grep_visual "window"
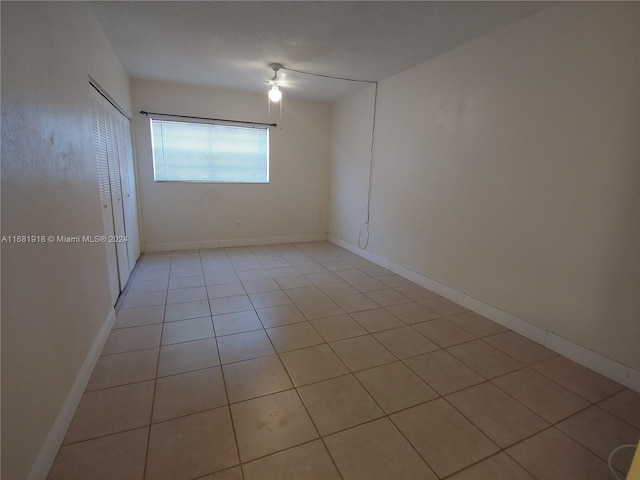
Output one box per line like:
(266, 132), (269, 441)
(151, 119), (269, 183)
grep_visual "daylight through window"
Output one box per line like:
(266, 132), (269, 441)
(151, 119), (269, 183)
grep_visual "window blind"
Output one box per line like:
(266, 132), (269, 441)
(151, 119), (269, 183)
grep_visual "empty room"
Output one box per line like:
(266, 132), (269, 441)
(2, 1), (639, 479)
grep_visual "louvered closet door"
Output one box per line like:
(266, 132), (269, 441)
(118, 115), (140, 273)
(104, 100), (131, 288)
(90, 87), (120, 305)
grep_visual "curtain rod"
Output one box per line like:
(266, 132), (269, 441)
(139, 110), (277, 128)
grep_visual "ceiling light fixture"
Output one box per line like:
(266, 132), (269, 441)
(268, 63), (283, 102)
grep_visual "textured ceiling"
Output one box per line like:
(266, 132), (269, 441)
(90, 1), (552, 102)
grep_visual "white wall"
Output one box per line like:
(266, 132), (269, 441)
(330, 2), (640, 371)
(1, 3), (131, 478)
(131, 79), (331, 251)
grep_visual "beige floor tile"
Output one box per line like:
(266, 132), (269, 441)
(284, 255), (316, 266)
(267, 266), (301, 278)
(418, 296), (467, 316)
(128, 278), (168, 294)
(241, 278), (281, 294)
(332, 293), (380, 313)
(296, 263), (330, 274)
(598, 389), (640, 429)
(146, 407), (238, 480)
(266, 322), (325, 352)
(447, 340), (523, 378)
(261, 258), (292, 269)
(350, 258), (378, 269)
(280, 344), (349, 386)
(213, 310), (262, 336)
(446, 382), (548, 448)
(166, 286), (208, 304)
(161, 317), (214, 345)
(114, 305), (165, 329)
(394, 284), (439, 301)
(243, 440), (340, 480)
(157, 338), (219, 377)
(448, 452), (535, 480)
(351, 308), (405, 333)
(209, 295), (253, 315)
(557, 406), (639, 473)
(138, 255), (171, 267)
(364, 289), (412, 307)
(235, 270), (271, 284)
(206, 271), (241, 285)
(217, 330), (276, 364)
(298, 375), (384, 435)
(385, 302), (439, 324)
(377, 273), (413, 288)
(134, 269), (169, 283)
(199, 466), (243, 480)
(404, 350), (484, 395)
(317, 281), (359, 298)
(311, 314), (368, 342)
(391, 399), (498, 478)
(248, 291), (291, 309)
(359, 265), (392, 277)
(373, 326), (439, 359)
(164, 300), (211, 322)
(87, 348), (158, 391)
(232, 261), (264, 272)
(49, 428), (148, 480)
(169, 275), (205, 290)
(447, 311), (506, 337)
(230, 389), (318, 462)
(64, 381), (154, 444)
(483, 331), (557, 365)
(276, 275), (314, 289)
(347, 277), (387, 293)
(223, 355), (293, 403)
(295, 297), (345, 320)
(121, 291), (167, 309)
(506, 428), (611, 480)
(492, 368), (589, 423)
(204, 262), (237, 273)
(102, 324), (162, 355)
(318, 260), (353, 272)
(284, 286), (328, 303)
(325, 418), (437, 480)
(335, 268), (370, 282)
(207, 283), (246, 299)
(412, 319), (475, 347)
(257, 304), (307, 328)
(330, 335), (396, 372)
(306, 272), (342, 285)
(355, 362), (438, 414)
(204, 268), (242, 287)
(170, 265), (203, 278)
(152, 367), (227, 423)
(533, 356), (625, 403)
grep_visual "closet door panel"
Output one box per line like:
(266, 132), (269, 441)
(90, 89), (119, 305)
(118, 117), (141, 272)
(104, 102), (130, 288)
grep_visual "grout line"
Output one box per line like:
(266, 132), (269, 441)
(216, 247), (248, 480)
(141, 262), (168, 480)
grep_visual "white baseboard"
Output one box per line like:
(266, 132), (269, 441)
(28, 308), (117, 480)
(144, 233), (328, 252)
(329, 235), (640, 392)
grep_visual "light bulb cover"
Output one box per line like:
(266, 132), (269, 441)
(268, 84), (282, 102)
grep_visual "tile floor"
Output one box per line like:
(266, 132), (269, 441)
(48, 242), (640, 480)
